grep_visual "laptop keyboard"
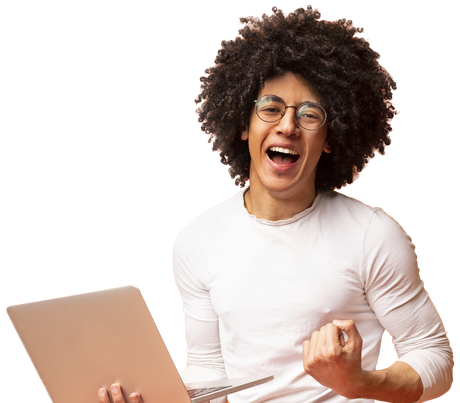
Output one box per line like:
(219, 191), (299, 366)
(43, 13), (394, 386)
(187, 385), (231, 398)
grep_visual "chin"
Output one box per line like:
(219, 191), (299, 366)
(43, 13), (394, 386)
(263, 178), (312, 197)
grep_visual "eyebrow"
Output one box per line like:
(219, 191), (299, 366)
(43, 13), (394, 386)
(258, 94), (322, 107)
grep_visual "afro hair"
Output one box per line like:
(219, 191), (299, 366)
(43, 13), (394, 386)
(196, 6), (397, 190)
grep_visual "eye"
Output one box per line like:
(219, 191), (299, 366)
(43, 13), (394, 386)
(256, 95), (285, 121)
(299, 112), (320, 119)
(260, 106), (282, 114)
(297, 103), (324, 121)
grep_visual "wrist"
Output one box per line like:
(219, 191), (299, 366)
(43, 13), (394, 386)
(336, 370), (371, 400)
(349, 364), (423, 403)
(351, 370), (380, 399)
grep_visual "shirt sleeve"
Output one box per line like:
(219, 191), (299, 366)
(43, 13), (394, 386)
(173, 228), (228, 403)
(363, 209), (453, 402)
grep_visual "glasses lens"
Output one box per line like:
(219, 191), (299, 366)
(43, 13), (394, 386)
(297, 103), (326, 130)
(256, 95), (285, 123)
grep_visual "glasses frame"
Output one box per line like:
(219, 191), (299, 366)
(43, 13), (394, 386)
(254, 94), (327, 131)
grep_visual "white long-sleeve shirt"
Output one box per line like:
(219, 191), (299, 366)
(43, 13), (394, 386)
(173, 190), (453, 402)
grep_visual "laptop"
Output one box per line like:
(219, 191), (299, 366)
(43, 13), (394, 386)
(7, 286), (273, 403)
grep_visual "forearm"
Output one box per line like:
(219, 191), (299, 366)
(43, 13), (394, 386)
(355, 361), (423, 403)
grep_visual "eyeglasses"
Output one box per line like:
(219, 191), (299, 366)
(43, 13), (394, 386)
(254, 94), (327, 131)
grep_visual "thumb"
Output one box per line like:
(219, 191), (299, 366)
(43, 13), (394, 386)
(332, 319), (362, 350)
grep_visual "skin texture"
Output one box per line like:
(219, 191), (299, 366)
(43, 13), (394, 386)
(242, 73), (331, 221)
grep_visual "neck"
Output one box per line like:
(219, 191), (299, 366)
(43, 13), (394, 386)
(243, 185), (317, 221)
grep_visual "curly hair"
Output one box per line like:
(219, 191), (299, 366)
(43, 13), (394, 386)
(196, 6), (397, 190)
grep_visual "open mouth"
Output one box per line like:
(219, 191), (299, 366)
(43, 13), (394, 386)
(267, 146), (300, 165)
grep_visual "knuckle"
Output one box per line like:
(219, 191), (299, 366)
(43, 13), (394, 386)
(310, 350), (324, 366)
(303, 357), (315, 373)
(346, 319), (355, 328)
(313, 349), (322, 360)
(327, 350), (342, 363)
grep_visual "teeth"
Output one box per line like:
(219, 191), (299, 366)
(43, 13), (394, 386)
(269, 146), (299, 155)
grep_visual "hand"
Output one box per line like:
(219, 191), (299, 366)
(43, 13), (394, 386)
(98, 383), (142, 403)
(302, 319), (365, 399)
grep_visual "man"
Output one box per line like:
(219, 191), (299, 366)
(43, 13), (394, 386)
(99, 6), (453, 403)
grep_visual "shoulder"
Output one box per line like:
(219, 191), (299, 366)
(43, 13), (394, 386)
(321, 190), (374, 210)
(318, 191), (380, 229)
(318, 191), (411, 249)
(321, 193), (418, 291)
(364, 207), (415, 262)
(174, 190), (245, 252)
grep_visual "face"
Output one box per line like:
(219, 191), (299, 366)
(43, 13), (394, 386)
(241, 72), (331, 201)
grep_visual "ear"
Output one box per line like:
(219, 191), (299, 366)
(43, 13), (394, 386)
(241, 127), (249, 141)
(323, 141), (332, 154)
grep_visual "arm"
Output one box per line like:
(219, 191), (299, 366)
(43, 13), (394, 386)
(180, 314), (227, 383)
(364, 210), (453, 401)
(303, 210), (453, 402)
(173, 227), (228, 403)
(180, 315), (227, 403)
(360, 361), (423, 402)
(303, 320), (423, 403)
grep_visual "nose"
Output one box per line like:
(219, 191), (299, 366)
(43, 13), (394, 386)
(276, 106), (300, 137)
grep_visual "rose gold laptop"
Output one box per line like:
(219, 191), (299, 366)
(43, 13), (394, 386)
(7, 286), (273, 403)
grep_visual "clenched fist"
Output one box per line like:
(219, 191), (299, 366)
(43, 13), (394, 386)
(303, 319), (366, 399)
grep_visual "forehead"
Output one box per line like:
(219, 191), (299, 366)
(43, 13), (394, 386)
(259, 72), (320, 103)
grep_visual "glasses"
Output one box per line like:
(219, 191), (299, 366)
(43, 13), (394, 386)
(254, 94), (327, 131)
